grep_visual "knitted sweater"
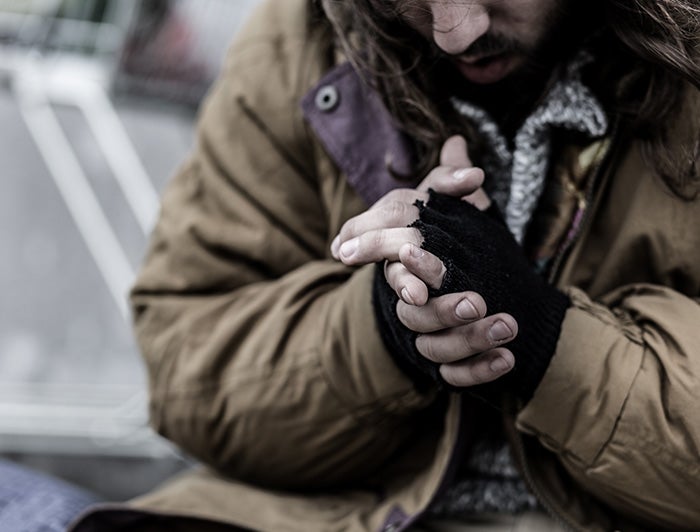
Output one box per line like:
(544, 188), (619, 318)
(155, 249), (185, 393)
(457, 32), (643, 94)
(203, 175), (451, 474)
(377, 52), (608, 518)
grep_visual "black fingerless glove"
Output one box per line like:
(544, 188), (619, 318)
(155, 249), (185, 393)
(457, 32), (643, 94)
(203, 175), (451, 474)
(373, 190), (570, 402)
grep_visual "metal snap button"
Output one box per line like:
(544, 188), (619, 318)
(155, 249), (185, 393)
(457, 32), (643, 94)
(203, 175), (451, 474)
(315, 85), (339, 112)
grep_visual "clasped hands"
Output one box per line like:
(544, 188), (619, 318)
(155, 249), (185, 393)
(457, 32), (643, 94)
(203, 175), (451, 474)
(331, 136), (517, 388)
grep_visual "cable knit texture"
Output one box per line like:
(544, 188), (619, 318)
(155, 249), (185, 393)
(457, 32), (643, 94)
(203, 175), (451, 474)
(452, 51), (608, 243)
(373, 191), (570, 401)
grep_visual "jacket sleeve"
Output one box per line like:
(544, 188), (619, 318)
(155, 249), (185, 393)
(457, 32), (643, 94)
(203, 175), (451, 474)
(517, 284), (700, 528)
(130, 1), (434, 490)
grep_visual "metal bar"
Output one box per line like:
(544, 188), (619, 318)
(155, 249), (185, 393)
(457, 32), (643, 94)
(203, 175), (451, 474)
(71, 82), (160, 235)
(15, 64), (134, 321)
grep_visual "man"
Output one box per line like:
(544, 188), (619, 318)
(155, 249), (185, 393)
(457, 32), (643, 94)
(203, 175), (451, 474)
(72, 0), (699, 530)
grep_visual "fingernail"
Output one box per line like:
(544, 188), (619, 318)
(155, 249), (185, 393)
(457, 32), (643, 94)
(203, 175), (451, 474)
(453, 168), (472, 180)
(455, 298), (477, 319)
(401, 287), (415, 305)
(330, 235), (340, 257)
(409, 244), (424, 258)
(339, 238), (358, 259)
(490, 356), (512, 373)
(489, 321), (513, 342)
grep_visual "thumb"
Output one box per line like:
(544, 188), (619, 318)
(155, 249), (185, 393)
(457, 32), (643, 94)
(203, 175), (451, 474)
(440, 135), (472, 168)
(440, 135), (492, 211)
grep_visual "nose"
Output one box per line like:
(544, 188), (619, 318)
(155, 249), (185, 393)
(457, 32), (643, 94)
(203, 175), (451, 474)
(431, 2), (490, 56)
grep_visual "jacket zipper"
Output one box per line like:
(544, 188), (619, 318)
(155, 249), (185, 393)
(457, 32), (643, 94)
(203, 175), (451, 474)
(547, 122), (620, 285)
(511, 422), (584, 532)
(403, 122), (625, 532)
(512, 119), (625, 532)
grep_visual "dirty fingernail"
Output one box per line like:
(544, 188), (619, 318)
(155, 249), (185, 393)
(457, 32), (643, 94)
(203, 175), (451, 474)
(409, 244), (424, 258)
(339, 238), (358, 259)
(455, 298), (477, 319)
(490, 356), (512, 373)
(489, 321), (513, 342)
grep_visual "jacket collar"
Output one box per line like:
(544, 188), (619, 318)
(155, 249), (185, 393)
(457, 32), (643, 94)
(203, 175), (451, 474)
(301, 62), (417, 206)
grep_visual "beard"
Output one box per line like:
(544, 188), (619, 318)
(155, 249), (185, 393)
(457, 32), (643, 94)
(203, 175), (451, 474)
(434, 1), (598, 139)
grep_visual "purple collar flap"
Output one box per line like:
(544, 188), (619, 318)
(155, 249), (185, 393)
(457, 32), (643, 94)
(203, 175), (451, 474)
(301, 62), (416, 206)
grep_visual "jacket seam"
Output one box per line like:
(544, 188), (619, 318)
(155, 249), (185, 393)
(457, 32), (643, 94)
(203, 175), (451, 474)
(150, 358), (321, 401)
(588, 346), (645, 467)
(151, 351), (421, 416)
(197, 122), (320, 261)
(236, 95), (313, 181)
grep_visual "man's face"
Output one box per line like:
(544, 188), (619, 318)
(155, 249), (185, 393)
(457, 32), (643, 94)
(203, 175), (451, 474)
(394, 0), (569, 85)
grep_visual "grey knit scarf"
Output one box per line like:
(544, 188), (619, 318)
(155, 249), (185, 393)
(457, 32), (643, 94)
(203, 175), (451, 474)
(427, 51), (608, 519)
(452, 52), (608, 243)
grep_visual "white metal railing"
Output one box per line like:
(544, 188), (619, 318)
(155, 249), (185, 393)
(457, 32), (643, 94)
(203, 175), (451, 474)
(0, 0), (163, 458)
(0, 0), (261, 459)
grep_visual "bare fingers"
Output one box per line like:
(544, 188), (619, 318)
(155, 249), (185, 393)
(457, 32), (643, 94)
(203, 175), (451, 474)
(417, 165), (485, 197)
(331, 189), (424, 259)
(383, 244), (446, 306)
(439, 348), (515, 387)
(397, 243), (445, 289)
(414, 313), (518, 363)
(396, 291), (488, 333)
(424, 135), (490, 210)
(385, 262), (430, 306)
(336, 227), (423, 265)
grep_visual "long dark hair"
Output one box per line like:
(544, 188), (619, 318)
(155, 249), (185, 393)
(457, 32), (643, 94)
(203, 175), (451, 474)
(319, 0), (700, 198)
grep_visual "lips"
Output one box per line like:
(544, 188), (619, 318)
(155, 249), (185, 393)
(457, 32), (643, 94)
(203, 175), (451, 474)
(453, 52), (518, 85)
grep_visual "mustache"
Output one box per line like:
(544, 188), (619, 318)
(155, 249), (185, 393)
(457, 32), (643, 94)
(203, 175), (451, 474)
(444, 32), (526, 59)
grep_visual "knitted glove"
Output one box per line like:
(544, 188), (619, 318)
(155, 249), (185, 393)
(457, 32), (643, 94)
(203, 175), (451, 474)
(373, 190), (570, 401)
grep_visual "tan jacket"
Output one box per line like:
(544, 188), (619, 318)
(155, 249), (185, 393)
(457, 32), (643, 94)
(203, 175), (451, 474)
(73, 0), (700, 530)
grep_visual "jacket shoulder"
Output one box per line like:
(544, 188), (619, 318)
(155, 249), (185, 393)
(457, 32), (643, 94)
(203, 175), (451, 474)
(196, 0), (331, 182)
(223, 0), (330, 103)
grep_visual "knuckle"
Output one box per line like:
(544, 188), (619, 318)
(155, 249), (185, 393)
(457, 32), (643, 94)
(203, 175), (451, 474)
(425, 166), (446, 183)
(418, 337), (443, 364)
(341, 219), (357, 239)
(435, 296), (458, 325)
(369, 229), (385, 249)
(389, 188), (414, 204)
(385, 200), (409, 224)
(458, 331), (477, 355)
(337, 220), (352, 241)
(430, 302), (445, 326)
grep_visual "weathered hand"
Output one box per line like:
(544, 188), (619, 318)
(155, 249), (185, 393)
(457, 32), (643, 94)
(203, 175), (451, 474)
(381, 191), (570, 398)
(336, 136), (517, 388)
(331, 136), (489, 268)
(382, 135), (496, 305)
(389, 245), (517, 386)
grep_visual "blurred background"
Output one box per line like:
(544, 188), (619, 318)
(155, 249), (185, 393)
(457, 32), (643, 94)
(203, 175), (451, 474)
(0, 0), (260, 500)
